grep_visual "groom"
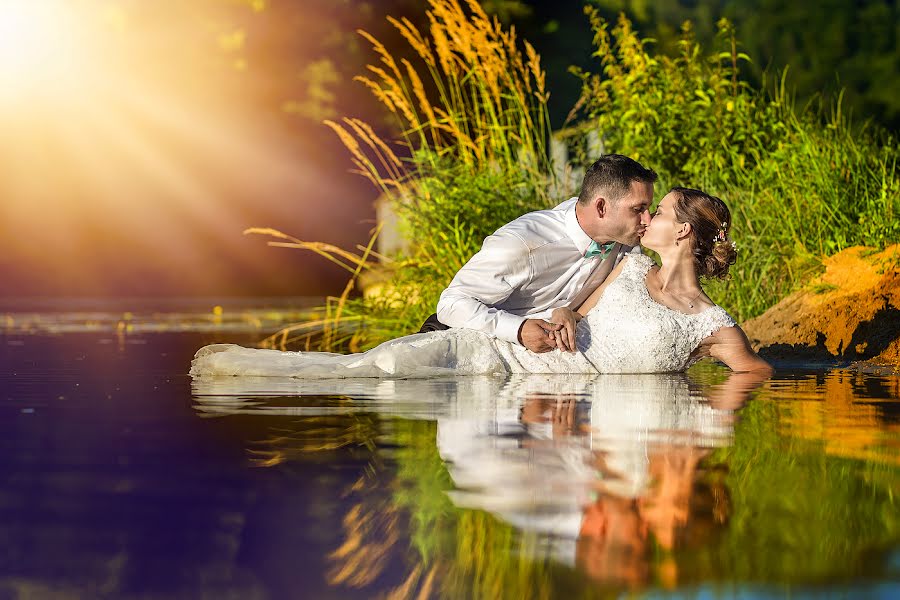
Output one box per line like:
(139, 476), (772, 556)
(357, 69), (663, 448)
(422, 154), (657, 353)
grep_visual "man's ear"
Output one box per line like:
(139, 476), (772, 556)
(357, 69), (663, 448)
(595, 197), (607, 218)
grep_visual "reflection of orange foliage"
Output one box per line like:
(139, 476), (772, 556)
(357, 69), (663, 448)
(577, 446), (728, 590)
(777, 371), (900, 464)
(247, 418), (379, 467)
(328, 485), (401, 588)
(383, 563), (438, 600)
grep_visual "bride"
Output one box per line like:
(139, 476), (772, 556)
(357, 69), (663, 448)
(191, 188), (772, 378)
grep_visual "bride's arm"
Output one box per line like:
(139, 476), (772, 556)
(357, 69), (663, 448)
(705, 326), (774, 374)
(704, 370), (771, 411)
(573, 259), (629, 316)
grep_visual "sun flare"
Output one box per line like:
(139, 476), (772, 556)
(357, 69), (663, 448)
(0, 0), (88, 95)
(0, 0), (329, 295)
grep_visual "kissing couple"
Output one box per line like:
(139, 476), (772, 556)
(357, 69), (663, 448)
(191, 154), (772, 378)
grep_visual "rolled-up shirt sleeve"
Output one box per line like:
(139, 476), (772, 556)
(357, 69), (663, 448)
(436, 232), (531, 345)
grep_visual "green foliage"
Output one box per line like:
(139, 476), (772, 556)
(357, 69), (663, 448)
(571, 11), (900, 319)
(692, 397), (900, 581)
(394, 152), (550, 300)
(404, 153), (547, 254)
(340, 159), (550, 350)
(587, 0), (900, 131)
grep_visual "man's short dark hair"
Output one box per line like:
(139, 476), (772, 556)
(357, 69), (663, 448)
(577, 154), (658, 205)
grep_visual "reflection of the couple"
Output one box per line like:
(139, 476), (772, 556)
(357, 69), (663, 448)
(191, 370), (767, 589)
(435, 373), (764, 588)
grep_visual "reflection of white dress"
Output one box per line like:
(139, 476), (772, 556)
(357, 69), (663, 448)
(190, 372), (738, 567)
(190, 255), (736, 378)
(436, 373), (735, 556)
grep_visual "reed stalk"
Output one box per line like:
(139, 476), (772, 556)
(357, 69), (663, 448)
(256, 0), (555, 350)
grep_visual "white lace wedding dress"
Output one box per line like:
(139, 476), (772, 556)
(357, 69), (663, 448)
(190, 255), (737, 378)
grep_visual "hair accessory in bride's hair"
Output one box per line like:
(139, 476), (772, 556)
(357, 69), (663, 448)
(712, 221), (729, 244)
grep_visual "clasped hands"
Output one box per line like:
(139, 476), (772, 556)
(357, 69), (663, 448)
(517, 307), (582, 353)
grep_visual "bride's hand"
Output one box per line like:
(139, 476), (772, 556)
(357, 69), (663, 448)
(549, 307), (580, 353)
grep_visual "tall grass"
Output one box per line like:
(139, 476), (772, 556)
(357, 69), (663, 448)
(244, 225), (384, 351)
(254, 0), (556, 350)
(571, 11), (900, 320)
(327, 0), (553, 186)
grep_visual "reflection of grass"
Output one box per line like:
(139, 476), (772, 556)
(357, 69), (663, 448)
(690, 396), (900, 581)
(380, 386), (900, 593)
(328, 479), (404, 590)
(247, 413), (381, 468)
(245, 374), (900, 593)
(387, 420), (569, 599)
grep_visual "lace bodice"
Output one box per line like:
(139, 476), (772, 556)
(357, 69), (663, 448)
(190, 255), (736, 378)
(487, 254), (735, 374)
(582, 254), (736, 372)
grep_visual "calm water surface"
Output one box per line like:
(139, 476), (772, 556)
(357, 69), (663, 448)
(1, 316), (899, 598)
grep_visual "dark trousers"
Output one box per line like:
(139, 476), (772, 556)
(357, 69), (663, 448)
(418, 313), (450, 333)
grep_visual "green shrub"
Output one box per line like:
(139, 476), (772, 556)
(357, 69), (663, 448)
(342, 158), (550, 350)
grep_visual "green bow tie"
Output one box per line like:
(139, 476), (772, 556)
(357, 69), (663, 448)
(585, 241), (616, 259)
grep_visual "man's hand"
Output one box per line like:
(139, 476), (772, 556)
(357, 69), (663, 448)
(549, 307), (580, 353)
(518, 318), (561, 353)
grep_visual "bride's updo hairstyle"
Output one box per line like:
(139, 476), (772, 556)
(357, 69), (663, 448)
(670, 187), (737, 280)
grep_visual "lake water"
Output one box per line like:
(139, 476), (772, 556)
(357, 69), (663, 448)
(1, 303), (899, 598)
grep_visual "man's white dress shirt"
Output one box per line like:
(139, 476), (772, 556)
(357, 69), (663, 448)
(436, 198), (639, 345)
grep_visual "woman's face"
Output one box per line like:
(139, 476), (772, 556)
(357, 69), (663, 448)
(640, 192), (683, 252)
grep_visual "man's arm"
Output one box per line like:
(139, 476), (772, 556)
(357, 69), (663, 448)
(437, 232), (535, 345)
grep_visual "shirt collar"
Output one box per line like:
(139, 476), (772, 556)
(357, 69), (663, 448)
(564, 200), (598, 257)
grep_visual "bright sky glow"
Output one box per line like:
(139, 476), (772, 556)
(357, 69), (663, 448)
(0, 0), (329, 295)
(0, 0), (378, 300)
(0, 0), (84, 95)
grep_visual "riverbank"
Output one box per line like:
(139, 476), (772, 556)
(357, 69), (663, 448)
(0, 297), (321, 335)
(743, 245), (900, 370)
